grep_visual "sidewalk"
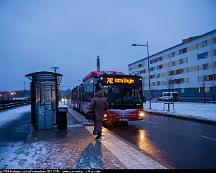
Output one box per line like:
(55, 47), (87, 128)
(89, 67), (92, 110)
(143, 101), (216, 124)
(0, 105), (165, 169)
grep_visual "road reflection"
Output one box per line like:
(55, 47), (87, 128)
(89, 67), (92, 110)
(137, 129), (160, 157)
(105, 120), (169, 165)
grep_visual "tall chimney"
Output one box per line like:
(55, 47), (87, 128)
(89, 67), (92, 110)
(97, 55), (100, 71)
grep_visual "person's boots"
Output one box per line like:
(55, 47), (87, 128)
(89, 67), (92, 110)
(96, 131), (102, 140)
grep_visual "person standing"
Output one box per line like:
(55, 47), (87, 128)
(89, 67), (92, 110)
(90, 89), (109, 140)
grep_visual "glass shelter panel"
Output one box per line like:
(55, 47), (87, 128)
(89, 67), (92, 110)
(26, 71), (62, 130)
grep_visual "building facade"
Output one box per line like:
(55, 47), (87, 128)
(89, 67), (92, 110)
(128, 29), (216, 102)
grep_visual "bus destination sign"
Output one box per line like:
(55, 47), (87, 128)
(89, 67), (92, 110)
(105, 77), (135, 85)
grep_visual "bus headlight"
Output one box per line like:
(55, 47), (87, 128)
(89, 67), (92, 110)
(138, 111), (144, 118)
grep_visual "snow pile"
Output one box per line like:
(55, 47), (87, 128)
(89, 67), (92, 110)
(0, 105), (30, 127)
(143, 101), (216, 122)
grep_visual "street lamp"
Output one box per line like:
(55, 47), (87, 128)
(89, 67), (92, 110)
(132, 42), (152, 109)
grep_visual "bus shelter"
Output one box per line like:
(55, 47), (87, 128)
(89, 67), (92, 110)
(26, 71), (62, 129)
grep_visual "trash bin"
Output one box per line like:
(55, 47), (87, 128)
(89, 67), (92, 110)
(57, 107), (68, 130)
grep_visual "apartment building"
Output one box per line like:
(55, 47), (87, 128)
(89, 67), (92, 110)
(128, 29), (216, 102)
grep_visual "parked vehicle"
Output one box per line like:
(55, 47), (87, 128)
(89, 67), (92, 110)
(158, 92), (179, 101)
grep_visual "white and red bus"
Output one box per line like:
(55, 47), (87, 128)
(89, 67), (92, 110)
(71, 71), (144, 124)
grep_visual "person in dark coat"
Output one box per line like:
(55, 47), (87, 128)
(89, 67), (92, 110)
(90, 90), (109, 140)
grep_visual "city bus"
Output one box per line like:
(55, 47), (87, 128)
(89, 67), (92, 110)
(71, 71), (144, 125)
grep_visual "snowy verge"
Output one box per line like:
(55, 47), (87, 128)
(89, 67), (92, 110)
(143, 101), (216, 123)
(0, 105), (31, 127)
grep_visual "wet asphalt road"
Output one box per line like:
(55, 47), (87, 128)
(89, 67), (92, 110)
(107, 112), (216, 169)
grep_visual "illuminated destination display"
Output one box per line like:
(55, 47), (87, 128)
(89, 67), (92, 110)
(106, 77), (135, 84)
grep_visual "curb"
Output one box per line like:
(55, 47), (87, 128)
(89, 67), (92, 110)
(144, 110), (216, 126)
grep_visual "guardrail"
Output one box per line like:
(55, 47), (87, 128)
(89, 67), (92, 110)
(0, 100), (30, 111)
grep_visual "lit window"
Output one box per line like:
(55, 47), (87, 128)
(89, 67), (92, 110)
(175, 79), (181, 84)
(208, 74), (214, 81)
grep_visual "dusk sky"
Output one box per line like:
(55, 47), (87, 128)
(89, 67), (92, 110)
(0, 0), (216, 91)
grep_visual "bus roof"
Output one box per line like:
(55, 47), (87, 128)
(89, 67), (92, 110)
(83, 71), (124, 82)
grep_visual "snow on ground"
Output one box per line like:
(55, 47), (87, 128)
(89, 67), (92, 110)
(143, 101), (216, 122)
(0, 142), (52, 169)
(0, 105), (30, 127)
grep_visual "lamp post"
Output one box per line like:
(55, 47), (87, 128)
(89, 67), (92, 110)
(132, 42), (152, 109)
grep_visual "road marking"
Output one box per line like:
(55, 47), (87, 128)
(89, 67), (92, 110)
(142, 120), (158, 125)
(199, 135), (216, 142)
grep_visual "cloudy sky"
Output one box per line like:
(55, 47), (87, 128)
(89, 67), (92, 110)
(0, 0), (216, 91)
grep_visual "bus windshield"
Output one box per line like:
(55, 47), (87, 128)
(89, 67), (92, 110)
(103, 85), (142, 109)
